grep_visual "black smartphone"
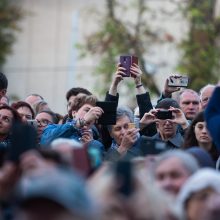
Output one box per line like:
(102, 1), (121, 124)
(115, 160), (133, 196)
(155, 110), (172, 120)
(140, 137), (167, 156)
(168, 76), (189, 87)
(120, 55), (138, 77)
(96, 101), (117, 125)
(8, 123), (37, 162)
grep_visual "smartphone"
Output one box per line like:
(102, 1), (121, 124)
(128, 123), (135, 129)
(8, 123), (37, 162)
(120, 55), (138, 77)
(140, 138), (167, 156)
(115, 160), (133, 196)
(155, 110), (172, 120)
(96, 101), (117, 125)
(168, 76), (189, 87)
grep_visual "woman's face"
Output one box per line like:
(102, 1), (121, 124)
(17, 106), (33, 122)
(194, 121), (212, 149)
(186, 187), (216, 220)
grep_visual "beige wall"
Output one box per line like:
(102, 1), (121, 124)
(4, 0), (104, 114)
(4, 0), (200, 113)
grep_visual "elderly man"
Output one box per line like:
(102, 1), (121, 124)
(153, 150), (199, 197)
(140, 98), (189, 149)
(199, 84), (215, 110)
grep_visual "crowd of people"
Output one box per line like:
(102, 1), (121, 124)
(0, 61), (220, 220)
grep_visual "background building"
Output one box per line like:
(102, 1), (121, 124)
(4, 0), (218, 114)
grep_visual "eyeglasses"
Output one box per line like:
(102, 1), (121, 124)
(36, 119), (53, 127)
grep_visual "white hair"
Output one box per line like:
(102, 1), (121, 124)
(199, 84), (216, 100)
(50, 138), (82, 149)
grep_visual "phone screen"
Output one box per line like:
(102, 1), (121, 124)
(168, 76), (189, 87)
(119, 55), (138, 77)
(8, 123), (37, 162)
(120, 56), (131, 77)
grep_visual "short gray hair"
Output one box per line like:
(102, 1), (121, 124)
(108, 106), (134, 132)
(153, 150), (199, 175)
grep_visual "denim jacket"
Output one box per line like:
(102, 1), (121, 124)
(40, 120), (104, 153)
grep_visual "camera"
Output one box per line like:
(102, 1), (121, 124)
(155, 110), (172, 120)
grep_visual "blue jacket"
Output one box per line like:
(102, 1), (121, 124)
(205, 86), (220, 151)
(40, 121), (105, 152)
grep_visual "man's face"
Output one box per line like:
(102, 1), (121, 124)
(179, 92), (200, 120)
(156, 117), (177, 140)
(200, 87), (215, 110)
(155, 157), (190, 196)
(0, 109), (13, 136)
(110, 116), (131, 146)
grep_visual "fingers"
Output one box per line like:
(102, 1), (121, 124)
(130, 64), (142, 78)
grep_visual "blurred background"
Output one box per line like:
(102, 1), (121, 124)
(1, 0), (220, 114)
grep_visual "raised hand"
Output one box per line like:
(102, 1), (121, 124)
(130, 63), (142, 85)
(80, 129), (93, 144)
(169, 106), (189, 129)
(83, 106), (104, 127)
(140, 109), (159, 128)
(163, 75), (181, 97)
(109, 64), (125, 96)
(117, 128), (139, 155)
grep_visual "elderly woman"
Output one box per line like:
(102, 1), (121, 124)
(182, 111), (219, 161)
(177, 168), (220, 220)
(105, 106), (140, 162)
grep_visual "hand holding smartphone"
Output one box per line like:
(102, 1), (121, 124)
(155, 110), (173, 120)
(167, 75), (189, 87)
(120, 55), (138, 77)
